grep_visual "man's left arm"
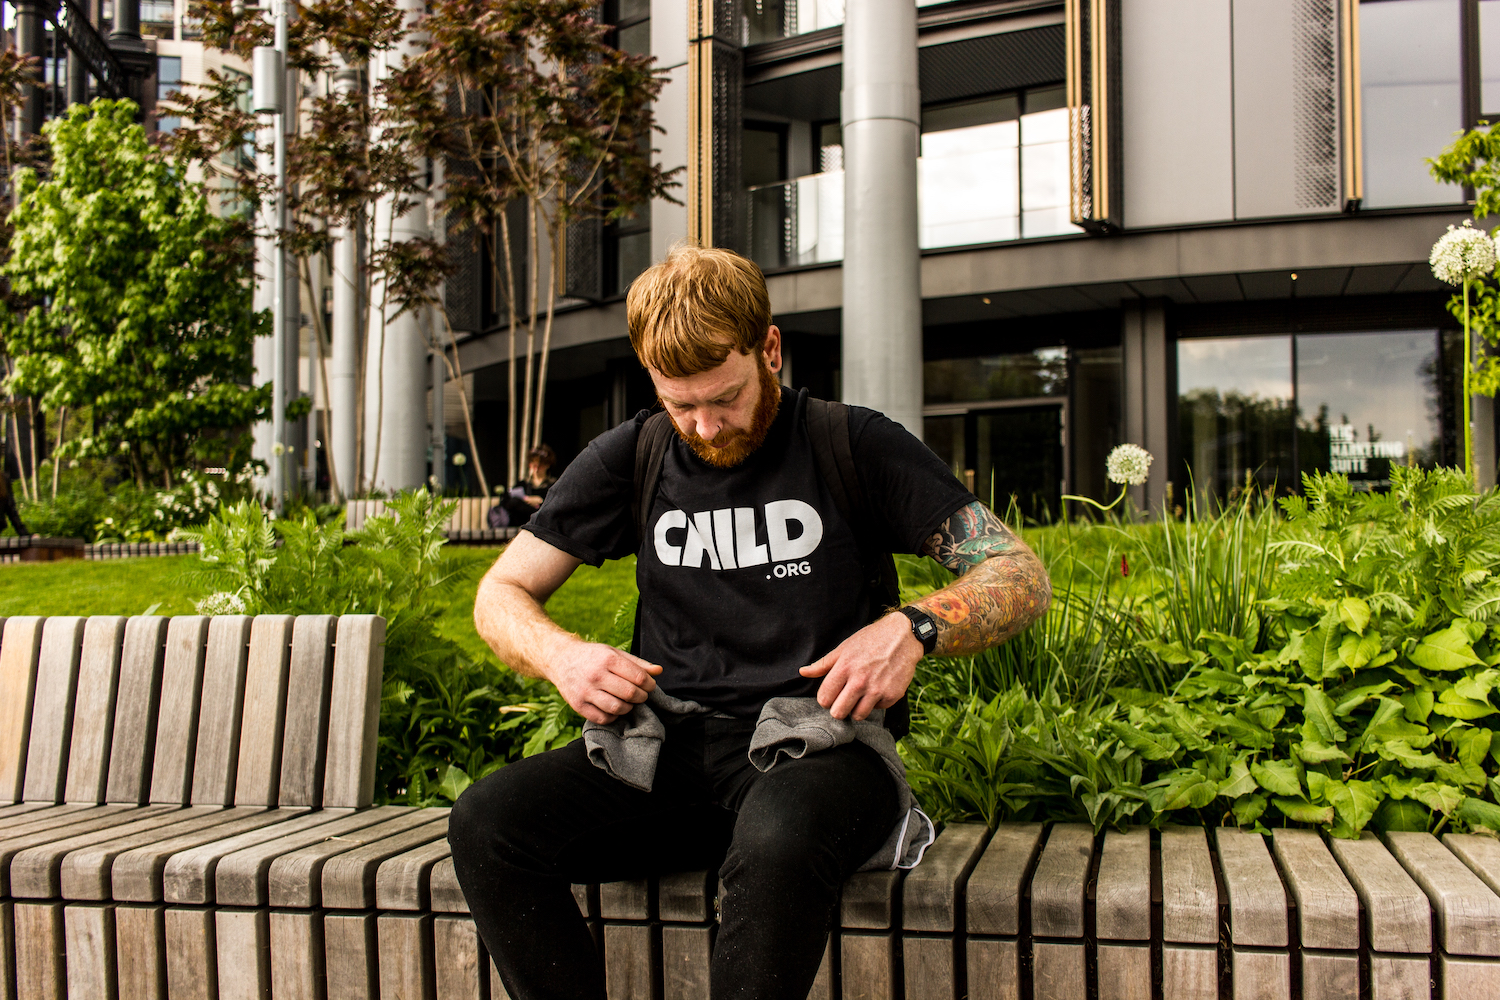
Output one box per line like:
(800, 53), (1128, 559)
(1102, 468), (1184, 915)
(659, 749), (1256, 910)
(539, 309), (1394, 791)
(800, 500), (1052, 720)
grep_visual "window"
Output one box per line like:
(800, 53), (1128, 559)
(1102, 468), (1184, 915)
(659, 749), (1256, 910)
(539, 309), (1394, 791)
(1177, 330), (1451, 507)
(918, 86), (1081, 249)
(142, 0), (174, 38)
(742, 0), (971, 44)
(157, 56), (182, 134)
(603, 0), (651, 294)
(1359, 0), (1464, 208)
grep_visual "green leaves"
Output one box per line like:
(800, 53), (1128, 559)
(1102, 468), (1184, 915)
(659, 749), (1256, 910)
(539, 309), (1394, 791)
(1410, 626), (1487, 672)
(1252, 760), (1303, 797)
(2, 99), (268, 485)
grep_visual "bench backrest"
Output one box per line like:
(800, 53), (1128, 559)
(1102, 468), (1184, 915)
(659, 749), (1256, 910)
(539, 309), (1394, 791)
(0, 614), (385, 811)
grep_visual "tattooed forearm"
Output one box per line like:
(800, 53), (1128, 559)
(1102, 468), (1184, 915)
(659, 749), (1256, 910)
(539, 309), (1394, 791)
(913, 501), (1051, 656)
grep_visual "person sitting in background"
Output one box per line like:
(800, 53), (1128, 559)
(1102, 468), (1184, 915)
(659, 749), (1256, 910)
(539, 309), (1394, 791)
(489, 444), (558, 528)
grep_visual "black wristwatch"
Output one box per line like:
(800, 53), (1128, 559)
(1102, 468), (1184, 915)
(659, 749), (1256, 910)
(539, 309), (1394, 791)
(898, 606), (939, 655)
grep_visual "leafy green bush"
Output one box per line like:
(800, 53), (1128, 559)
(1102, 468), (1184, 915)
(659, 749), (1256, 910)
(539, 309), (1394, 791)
(904, 466), (1500, 839)
(17, 465), (256, 541)
(184, 490), (581, 805)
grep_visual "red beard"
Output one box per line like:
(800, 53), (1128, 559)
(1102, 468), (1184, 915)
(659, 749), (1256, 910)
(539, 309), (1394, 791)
(669, 363), (783, 469)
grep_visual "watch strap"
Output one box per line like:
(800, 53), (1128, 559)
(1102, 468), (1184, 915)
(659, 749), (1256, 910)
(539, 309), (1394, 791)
(898, 606), (939, 655)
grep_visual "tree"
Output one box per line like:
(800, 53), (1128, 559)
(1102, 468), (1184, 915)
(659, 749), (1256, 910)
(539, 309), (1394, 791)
(2, 100), (270, 487)
(386, 0), (676, 487)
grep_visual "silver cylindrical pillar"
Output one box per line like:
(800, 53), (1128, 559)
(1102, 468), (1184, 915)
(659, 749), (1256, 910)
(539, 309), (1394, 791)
(840, 0), (922, 436)
(363, 0), (430, 492)
(251, 117), (277, 494)
(329, 55), (361, 498)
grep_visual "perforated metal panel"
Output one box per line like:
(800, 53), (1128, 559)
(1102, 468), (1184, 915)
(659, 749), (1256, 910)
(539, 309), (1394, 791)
(1232, 0), (1341, 218)
(1294, 0), (1339, 210)
(711, 42), (743, 252)
(563, 217), (603, 301)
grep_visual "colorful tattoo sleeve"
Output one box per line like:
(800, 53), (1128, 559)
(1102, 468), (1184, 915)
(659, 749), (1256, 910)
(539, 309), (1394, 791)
(914, 501), (1052, 656)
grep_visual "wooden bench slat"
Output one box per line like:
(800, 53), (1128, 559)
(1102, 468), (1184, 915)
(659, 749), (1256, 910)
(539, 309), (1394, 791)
(161, 805), (357, 905)
(324, 911), (381, 998)
(599, 879), (651, 921)
(189, 617), (253, 806)
(105, 617), (168, 806)
(262, 810), (437, 909)
(162, 905), (216, 999)
(267, 909), (323, 1000)
(61, 617), (127, 805)
(1270, 828), (1359, 951)
(661, 923), (712, 1000)
(147, 617), (209, 806)
(214, 907), (270, 1000)
(1214, 828), (1287, 948)
(93, 807), (315, 902)
(0, 802), (53, 825)
(1232, 948), (1290, 1000)
(1095, 826), (1150, 941)
(658, 870), (715, 923)
(903, 934), (957, 1000)
(965, 821), (1044, 937)
(379, 912), (437, 1000)
(12, 900), (65, 1000)
(430, 856), (469, 914)
(1444, 832), (1500, 900)
(1032, 939), (1087, 998)
(0, 805), (185, 894)
(1326, 831), (1430, 954)
(0, 618), (45, 804)
(21, 618), (86, 804)
(231, 615), (294, 808)
(1097, 942), (1150, 1000)
(1160, 824), (1218, 945)
(278, 615), (337, 809)
(1301, 949), (1358, 1000)
(1384, 831), (1500, 957)
(841, 869), (903, 930)
(218, 805), (423, 907)
(432, 917), (483, 1000)
(376, 836), (452, 911)
(8, 805), (232, 898)
(1162, 944), (1217, 1000)
(901, 821), (988, 933)
(323, 615), (385, 809)
(0, 803), (116, 837)
(1030, 822), (1094, 940)
(61, 903), (115, 1000)
(319, 814), (451, 910)
(112, 904), (166, 1000)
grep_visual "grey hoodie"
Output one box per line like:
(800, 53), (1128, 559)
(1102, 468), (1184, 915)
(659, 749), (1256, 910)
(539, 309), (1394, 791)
(583, 690), (935, 872)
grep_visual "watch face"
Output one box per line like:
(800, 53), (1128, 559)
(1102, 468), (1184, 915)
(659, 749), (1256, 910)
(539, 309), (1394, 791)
(916, 620), (934, 638)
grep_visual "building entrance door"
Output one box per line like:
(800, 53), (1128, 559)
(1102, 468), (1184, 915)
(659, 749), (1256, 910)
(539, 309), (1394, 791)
(923, 398), (1067, 522)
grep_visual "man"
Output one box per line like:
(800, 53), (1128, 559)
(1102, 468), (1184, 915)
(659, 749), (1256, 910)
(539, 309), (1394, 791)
(451, 245), (1051, 1000)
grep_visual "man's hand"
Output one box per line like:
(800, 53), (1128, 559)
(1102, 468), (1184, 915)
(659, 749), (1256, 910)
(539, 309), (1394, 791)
(547, 641), (663, 725)
(799, 612), (921, 721)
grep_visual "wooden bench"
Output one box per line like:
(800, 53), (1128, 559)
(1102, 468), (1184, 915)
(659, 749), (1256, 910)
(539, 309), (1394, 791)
(344, 498), (519, 544)
(0, 613), (396, 1000)
(373, 818), (1498, 1000)
(5, 611), (1500, 999)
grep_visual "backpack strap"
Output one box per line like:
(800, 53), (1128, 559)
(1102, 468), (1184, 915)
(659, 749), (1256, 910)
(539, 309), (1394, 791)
(805, 398), (909, 738)
(805, 399), (901, 610)
(632, 410), (674, 545)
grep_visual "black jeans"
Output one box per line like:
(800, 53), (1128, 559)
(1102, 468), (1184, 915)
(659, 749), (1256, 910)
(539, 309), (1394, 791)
(449, 716), (899, 1000)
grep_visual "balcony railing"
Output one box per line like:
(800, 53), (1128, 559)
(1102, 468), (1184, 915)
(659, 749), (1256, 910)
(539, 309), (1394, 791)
(746, 115), (1083, 272)
(743, 0), (951, 45)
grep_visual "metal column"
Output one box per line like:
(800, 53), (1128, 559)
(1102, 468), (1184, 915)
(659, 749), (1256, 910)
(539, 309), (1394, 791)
(329, 52), (361, 498)
(362, 0), (429, 492)
(839, 0), (923, 436)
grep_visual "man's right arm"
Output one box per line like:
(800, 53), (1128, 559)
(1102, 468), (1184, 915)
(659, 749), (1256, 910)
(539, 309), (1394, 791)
(474, 531), (661, 724)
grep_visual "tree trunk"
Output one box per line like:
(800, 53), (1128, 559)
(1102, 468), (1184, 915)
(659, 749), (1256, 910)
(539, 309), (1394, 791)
(300, 254), (343, 502)
(50, 404), (63, 500)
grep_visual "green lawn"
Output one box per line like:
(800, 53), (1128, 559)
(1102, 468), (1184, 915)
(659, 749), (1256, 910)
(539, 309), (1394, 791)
(0, 547), (640, 671)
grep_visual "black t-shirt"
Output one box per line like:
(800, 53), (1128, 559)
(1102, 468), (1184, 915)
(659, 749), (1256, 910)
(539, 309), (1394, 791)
(526, 387), (974, 715)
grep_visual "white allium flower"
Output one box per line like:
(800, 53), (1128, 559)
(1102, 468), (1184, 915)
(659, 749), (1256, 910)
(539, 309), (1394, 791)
(196, 591), (246, 615)
(452, 452), (468, 466)
(1106, 443), (1153, 486)
(1430, 220), (1498, 285)
(272, 442), (285, 457)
